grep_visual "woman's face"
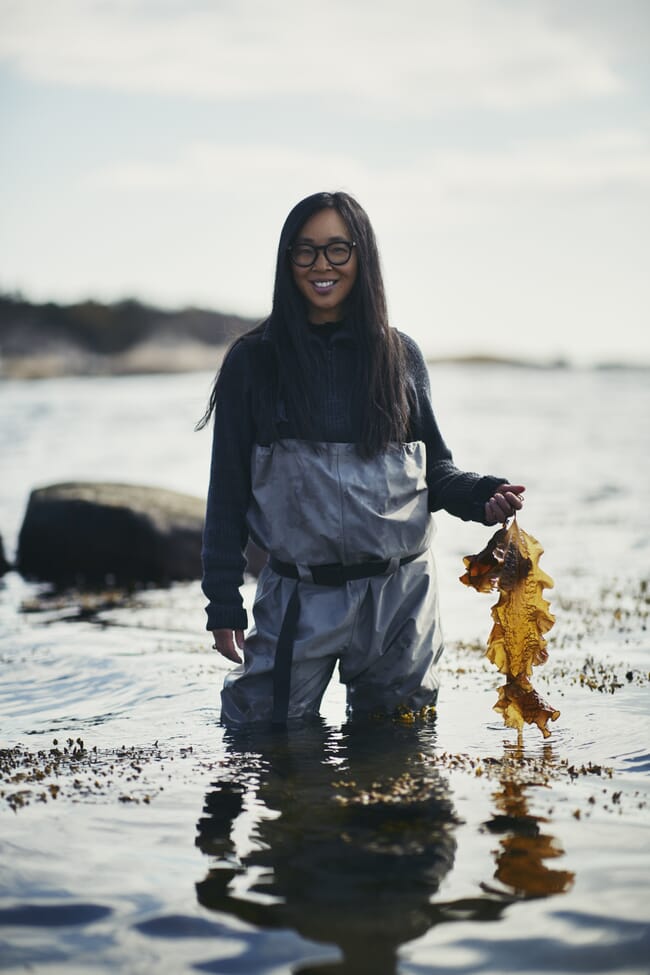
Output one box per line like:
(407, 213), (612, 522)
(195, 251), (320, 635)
(290, 208), (358, 324)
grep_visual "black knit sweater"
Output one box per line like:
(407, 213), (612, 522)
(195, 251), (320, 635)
(201, 322), (505, 632)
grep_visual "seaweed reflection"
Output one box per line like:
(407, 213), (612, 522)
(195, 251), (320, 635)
(481, 743), (575, 901)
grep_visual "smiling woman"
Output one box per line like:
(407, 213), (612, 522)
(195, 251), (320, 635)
(198, 190), (525, 728)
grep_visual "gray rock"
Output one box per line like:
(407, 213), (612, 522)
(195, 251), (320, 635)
(17, 482), (267, 587)
(0, 533), (10, 575)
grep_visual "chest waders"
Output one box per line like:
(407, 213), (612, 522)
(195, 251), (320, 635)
(220, 440), (444, 727)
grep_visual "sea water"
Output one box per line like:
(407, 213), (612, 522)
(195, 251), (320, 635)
(0, 365), (648, 974)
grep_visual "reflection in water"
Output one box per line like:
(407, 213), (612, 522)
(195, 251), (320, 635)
(195, 725), (574, 974)
(196, 719), (457, 974)
(482, 743), (575, 901)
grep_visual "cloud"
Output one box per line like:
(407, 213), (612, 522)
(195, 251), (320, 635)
(89, 143), (368, 192)
(539, 0), (650, 59)
(0, 0), (625, 113)
(89, 129), (650, 202)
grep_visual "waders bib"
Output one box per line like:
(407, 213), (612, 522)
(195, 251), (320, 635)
(221, 439), (443, 726)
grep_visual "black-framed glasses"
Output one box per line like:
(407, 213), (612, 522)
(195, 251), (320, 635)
(288, 240), (356, 267)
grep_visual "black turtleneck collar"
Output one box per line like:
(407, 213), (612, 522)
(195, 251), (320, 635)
(306, 318), (355, 346)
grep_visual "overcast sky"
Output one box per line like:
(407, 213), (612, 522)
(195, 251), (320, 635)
(1, 0), (648, 364)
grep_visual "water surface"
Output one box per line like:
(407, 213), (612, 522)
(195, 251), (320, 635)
(1, 365), (648, 973)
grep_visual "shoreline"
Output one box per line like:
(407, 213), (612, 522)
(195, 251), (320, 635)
(1, 344), (647, 380)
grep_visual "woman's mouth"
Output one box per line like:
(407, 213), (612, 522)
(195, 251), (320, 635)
(311, 280), (336, 294)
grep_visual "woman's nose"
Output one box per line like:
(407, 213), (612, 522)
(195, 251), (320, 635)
(312, 248), (332, 270)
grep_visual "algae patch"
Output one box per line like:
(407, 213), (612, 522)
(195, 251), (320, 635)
(0, 738), (195, 811)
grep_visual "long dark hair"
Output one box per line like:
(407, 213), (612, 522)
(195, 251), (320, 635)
(198, 191), (413, 454)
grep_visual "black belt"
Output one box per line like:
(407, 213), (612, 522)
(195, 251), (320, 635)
(270, 552), (420, 586)
(270, 551), (423, 728)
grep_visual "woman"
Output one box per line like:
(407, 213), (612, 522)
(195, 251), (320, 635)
(199, 191), (524, 727)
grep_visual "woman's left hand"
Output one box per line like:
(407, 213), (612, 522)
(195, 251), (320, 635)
(484, 484), (526, 525)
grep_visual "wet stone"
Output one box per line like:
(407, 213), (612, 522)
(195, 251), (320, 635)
(17, 481), (266, 586)
(0, 533), (10, 576)
(17, 482), (205, 585)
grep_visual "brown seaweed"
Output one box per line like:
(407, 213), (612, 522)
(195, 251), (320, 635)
(460, 517), (559, 738)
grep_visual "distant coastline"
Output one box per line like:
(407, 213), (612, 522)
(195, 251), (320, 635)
(0, 293), (254, 379)
(426, 354), (648, 371)
(426, 354), (570, 370)
(0, 293), (645, 378)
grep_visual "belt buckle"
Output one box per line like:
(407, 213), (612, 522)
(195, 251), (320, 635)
(296, 563), (314, 583)
(383, 556), (400, 575)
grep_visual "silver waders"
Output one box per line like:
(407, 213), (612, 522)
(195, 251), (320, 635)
(221, 440), (444, 726)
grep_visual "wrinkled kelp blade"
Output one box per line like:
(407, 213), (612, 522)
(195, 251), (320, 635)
(460, 518), (559, 737)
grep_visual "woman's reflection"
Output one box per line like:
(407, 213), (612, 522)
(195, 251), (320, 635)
(196, 718), (457, 974)
(195, 727), (574, 974)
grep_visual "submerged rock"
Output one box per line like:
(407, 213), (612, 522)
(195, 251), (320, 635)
(17, 482), (206, 585)
(0, 533), (10, 575)
(17, 482), (267, 586)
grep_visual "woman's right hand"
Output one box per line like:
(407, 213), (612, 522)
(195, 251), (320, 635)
(211, 628), (244, 664)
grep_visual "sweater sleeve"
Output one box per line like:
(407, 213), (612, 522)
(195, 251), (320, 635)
(400, 332), (507, 524)
(201, 339), (256, 632)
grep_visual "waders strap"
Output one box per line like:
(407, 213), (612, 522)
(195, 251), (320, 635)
(271, 582), (300, 728)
